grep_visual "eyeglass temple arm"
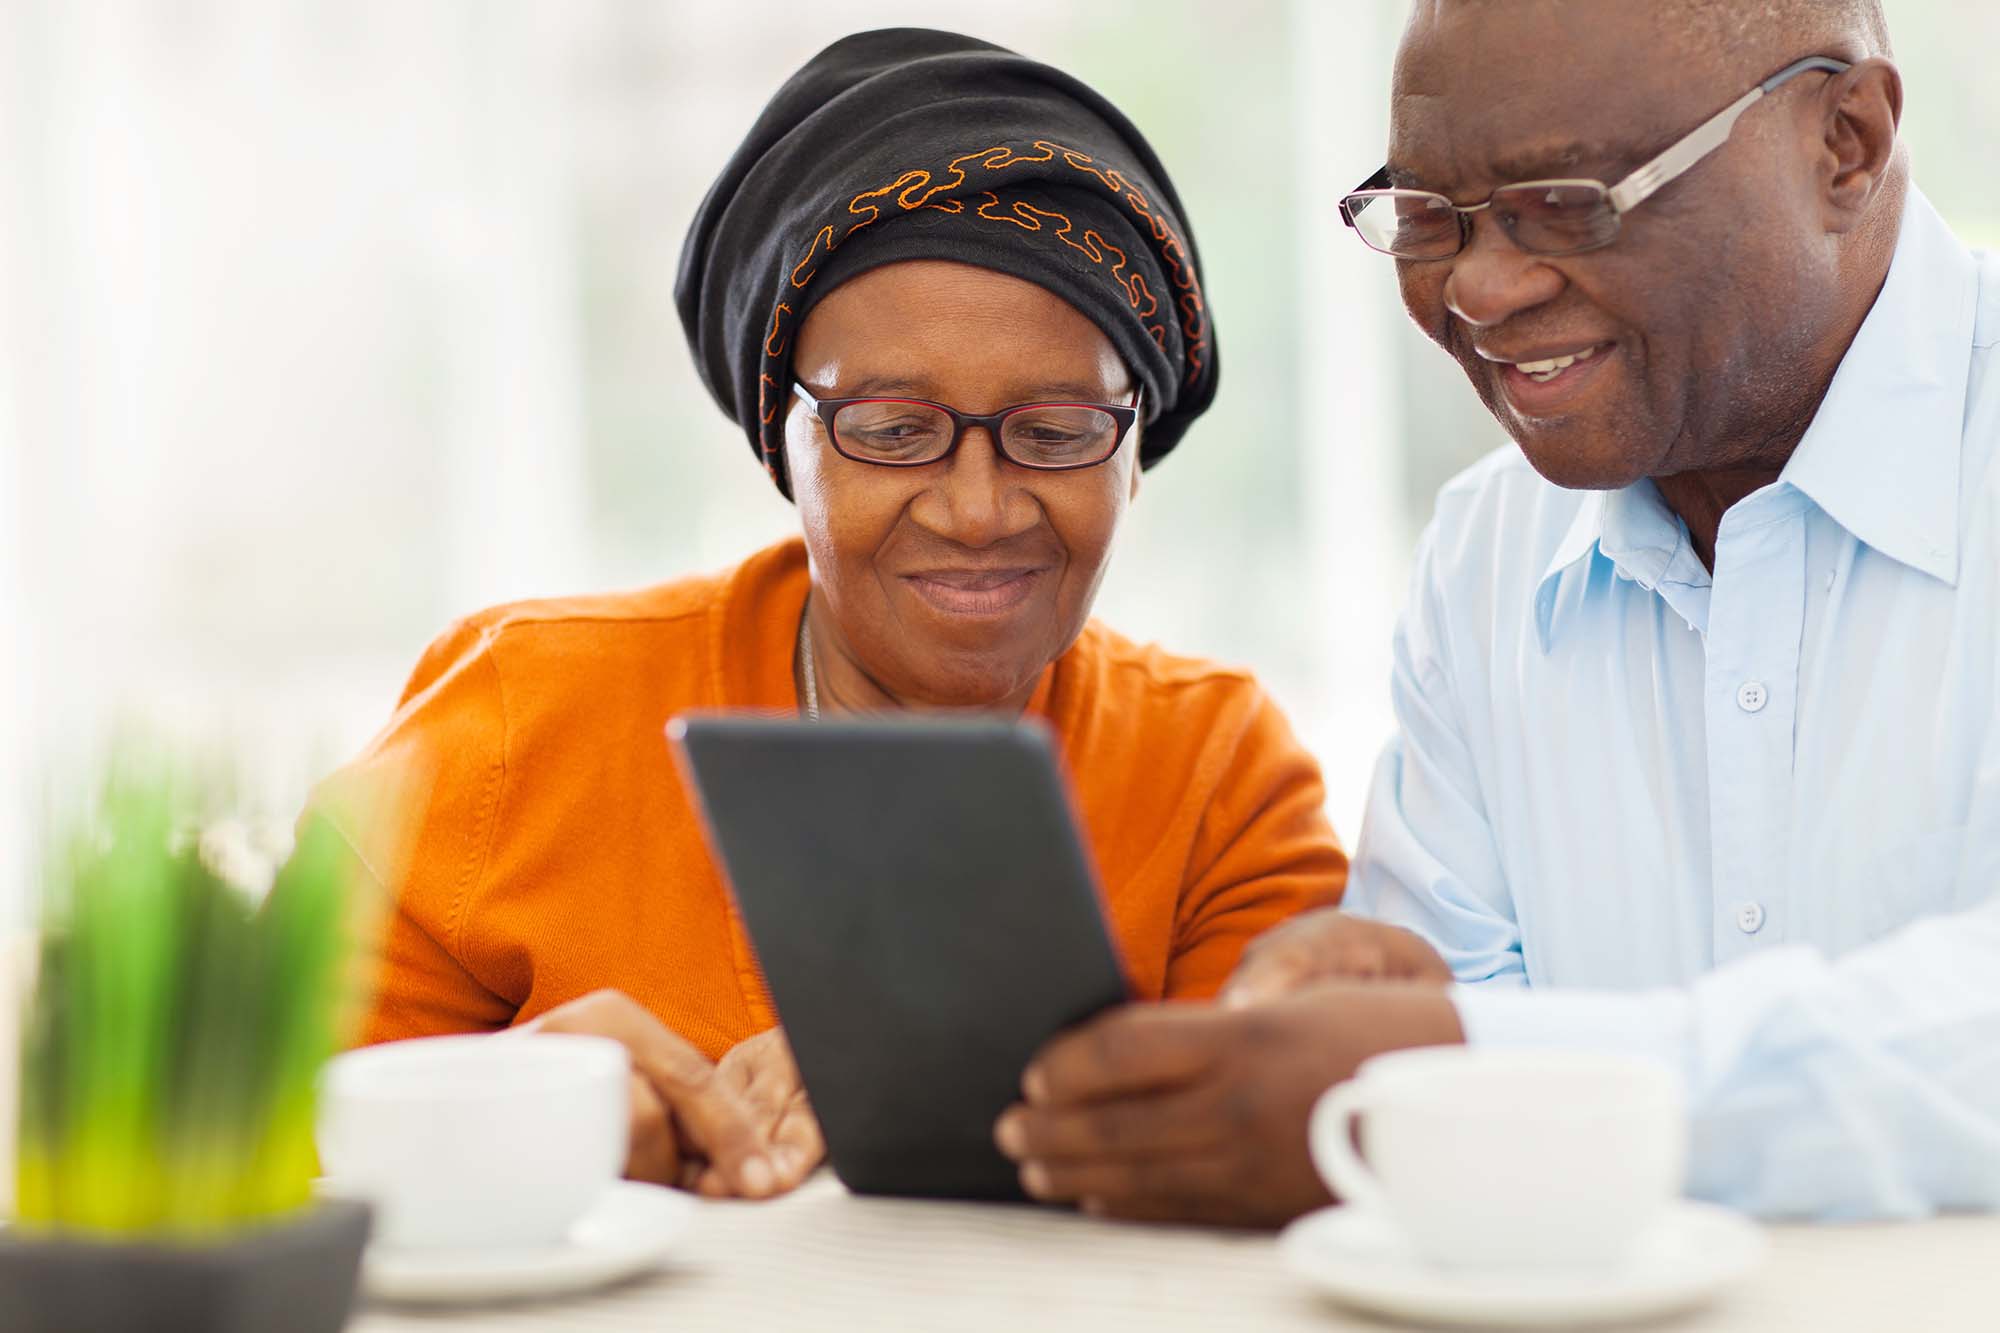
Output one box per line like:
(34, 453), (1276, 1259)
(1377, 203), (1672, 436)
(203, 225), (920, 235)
(1608, 56), (1852, 214)
(1340, 166), (1394, 225)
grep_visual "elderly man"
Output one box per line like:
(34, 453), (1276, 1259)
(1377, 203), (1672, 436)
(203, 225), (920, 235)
(996, 0), (2000, 1225)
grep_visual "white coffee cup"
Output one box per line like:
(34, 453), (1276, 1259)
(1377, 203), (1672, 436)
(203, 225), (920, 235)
(1310, 1047), (1686, 1271)
(318, 1032), (630, 1250)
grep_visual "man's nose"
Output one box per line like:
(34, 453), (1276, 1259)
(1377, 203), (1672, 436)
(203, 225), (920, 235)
(1442, 212), (1567, 329)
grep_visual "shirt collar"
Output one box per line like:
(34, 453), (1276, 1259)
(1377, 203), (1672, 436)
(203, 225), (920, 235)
(1535, 482), (1709, 650)
(1534, 188), (1978, 650)
(1541, 490), (1608, 593)
(1778, 189), (1976, 587)
(1535, 491), (1600, 651)
(1541, 483), (1697, 590)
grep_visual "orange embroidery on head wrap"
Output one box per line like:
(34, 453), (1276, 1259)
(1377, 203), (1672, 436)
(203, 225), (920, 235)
(763, 304), (793, 357)
(1126, 273), (1159, 321)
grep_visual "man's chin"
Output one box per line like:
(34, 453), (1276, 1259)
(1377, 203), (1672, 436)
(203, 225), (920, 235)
(1510, 426), (1654, 494)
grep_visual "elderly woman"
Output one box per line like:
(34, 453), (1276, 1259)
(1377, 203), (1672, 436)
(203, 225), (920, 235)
(321, 29), (1344, 1198)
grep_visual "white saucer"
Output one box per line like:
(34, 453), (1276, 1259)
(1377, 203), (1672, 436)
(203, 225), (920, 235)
(1279, 1201), (1768, 1329)
(359, 1180), (695, 1306)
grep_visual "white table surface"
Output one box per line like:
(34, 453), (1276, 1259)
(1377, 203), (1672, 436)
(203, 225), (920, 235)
(351, 1173), (2000, 1333)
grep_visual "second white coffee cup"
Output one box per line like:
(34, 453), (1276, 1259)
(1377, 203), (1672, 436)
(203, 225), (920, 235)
(1310, 1047), (1686, 1271)
(318, 1032), (630, 1250)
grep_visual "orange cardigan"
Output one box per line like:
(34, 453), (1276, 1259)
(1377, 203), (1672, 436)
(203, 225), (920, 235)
(322, 540), (1346, 1059)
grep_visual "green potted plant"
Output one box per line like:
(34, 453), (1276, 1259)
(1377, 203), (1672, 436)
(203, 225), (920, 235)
(2, 764), (373, 1333)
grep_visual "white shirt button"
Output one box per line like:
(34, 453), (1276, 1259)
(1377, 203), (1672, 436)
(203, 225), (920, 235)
(1735, 901), (1766, 934)
(1736, 681), (1768, 713)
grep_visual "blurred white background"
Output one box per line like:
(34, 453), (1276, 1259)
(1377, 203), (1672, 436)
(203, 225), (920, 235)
(3, 0), (1995, 924)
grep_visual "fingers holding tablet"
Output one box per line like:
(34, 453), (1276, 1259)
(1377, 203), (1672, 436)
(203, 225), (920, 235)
(998, 987), (1465, 1227)
(700, 1026), (826, 1195)
(1018, 1002), (1228, 1105)
(522, 988), (806, 1199)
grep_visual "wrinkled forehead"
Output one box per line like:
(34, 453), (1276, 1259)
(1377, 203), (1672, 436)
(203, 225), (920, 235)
(1389, 0), (1754, 191)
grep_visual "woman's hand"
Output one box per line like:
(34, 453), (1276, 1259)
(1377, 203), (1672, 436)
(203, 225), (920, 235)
(1220, 909), (1453, 1008)
(521, 989), (806, 1198)
(704, 1026), (824, 1197)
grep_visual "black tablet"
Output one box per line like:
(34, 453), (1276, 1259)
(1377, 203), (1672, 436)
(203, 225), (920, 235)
(668, 713), (1129, 1201)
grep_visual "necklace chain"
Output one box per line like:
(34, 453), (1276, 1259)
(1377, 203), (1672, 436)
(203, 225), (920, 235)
(797, 605), (820, 721)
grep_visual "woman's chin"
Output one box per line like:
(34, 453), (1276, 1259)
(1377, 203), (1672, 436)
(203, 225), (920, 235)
(890, 653), (1050, 712)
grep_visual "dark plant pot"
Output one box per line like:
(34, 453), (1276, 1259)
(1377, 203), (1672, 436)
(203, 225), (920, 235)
(0, 1198), (372, 1333)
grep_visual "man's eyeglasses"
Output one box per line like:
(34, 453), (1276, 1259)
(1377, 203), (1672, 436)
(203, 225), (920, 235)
(792, 384), (1141, 471)
(1338, 55), (1852, 261)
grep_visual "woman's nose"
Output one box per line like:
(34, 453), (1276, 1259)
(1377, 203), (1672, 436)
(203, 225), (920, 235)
(910, 429), (1038, 547)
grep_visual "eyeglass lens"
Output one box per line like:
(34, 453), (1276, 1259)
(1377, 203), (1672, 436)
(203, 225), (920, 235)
(1347, 182), (1619, 258)
(833, 401), (1121, 468)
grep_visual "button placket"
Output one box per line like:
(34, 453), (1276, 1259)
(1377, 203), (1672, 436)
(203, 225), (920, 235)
(1703, 506), (1806, 964)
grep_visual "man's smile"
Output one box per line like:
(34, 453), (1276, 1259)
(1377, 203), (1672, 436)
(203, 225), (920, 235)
(1477, 340), (1621, 416)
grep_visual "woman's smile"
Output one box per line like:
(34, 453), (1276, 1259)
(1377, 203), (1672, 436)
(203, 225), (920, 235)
(899, 565), (1049, 618)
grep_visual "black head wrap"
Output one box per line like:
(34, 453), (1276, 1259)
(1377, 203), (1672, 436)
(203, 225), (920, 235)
(676, 28), (1218, 499)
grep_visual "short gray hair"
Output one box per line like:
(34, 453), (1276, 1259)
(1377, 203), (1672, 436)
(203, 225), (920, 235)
(1658, 0), (1892, 63)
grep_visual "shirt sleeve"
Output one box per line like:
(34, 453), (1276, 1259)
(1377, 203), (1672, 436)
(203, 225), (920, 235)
(1165, 687), (1349, 999)
(1453, 882), (2000, 1219)
(1342, 520), (1527, 985)
(309, 618), (521, 1045)
(1365, 516), (2000, 1218)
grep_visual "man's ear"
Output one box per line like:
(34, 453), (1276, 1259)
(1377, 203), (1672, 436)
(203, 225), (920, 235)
(1820, 57), (1902, 232)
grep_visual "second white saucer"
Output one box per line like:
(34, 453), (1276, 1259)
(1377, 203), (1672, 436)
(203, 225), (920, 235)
(1279, 1200), (1768, 1329)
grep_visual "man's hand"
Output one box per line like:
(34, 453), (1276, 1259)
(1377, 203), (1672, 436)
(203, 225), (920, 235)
(1221, 910), (1453, 1008)
(522, 990), (806, 1199)
(993, 984), (1465, 1228)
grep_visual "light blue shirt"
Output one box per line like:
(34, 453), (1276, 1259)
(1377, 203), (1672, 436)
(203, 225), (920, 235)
(1346, 190), (2000, 1219)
